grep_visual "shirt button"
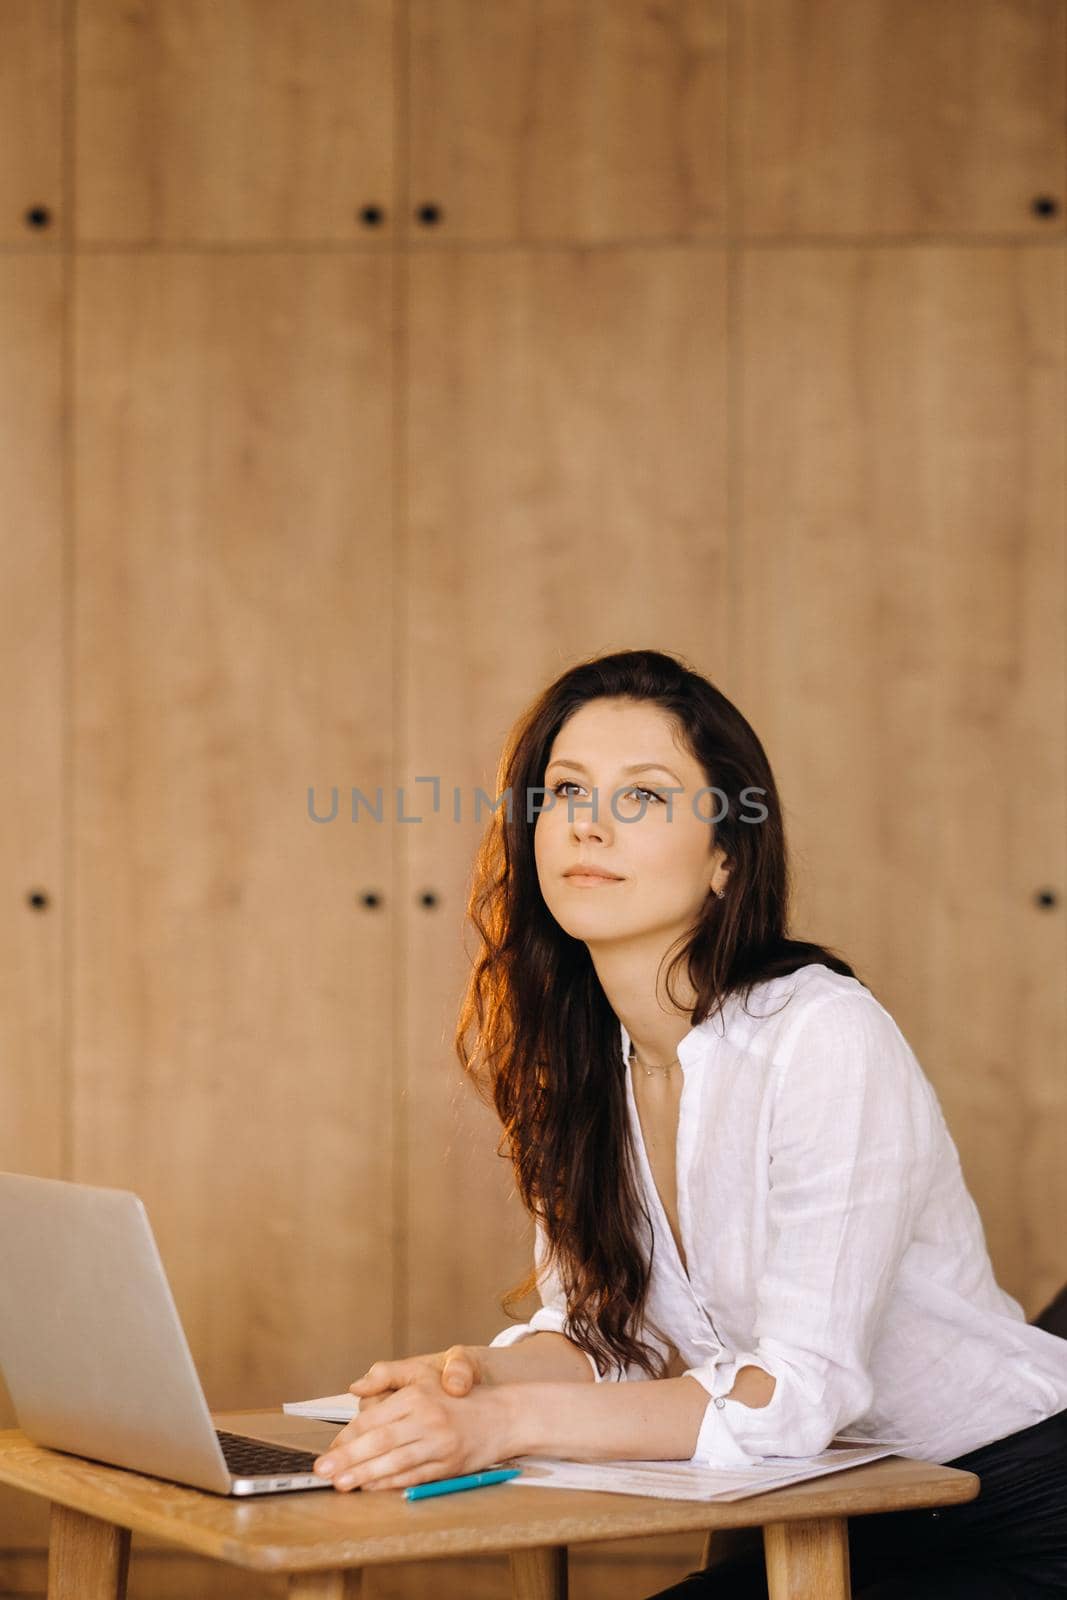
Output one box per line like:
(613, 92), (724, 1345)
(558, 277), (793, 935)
(714, 1398), (726, 1410)
(929, 1511), (940, 1520)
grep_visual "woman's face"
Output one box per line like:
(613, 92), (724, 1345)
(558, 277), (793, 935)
(534, 697), (729, 948)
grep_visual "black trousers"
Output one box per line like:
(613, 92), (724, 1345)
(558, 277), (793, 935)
(641, 1405), (1067, 1598)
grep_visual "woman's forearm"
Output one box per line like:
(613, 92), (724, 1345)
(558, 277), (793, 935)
(500, 1373), (709, 1460)
(476, 1331), (597, 1386)
(498, 1365), (776, 1461)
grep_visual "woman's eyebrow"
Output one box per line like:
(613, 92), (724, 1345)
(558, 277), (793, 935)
(545, 759), (683, 786)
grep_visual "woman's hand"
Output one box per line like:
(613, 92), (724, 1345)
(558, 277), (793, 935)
(312, 1371), (515, 1492)
(348, 1345), (485, 1413)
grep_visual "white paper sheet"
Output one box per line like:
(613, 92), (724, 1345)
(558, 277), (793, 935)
(504, 1442), (900, 1501)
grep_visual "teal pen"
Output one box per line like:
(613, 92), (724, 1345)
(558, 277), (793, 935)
(403, 1467), (521, 1501)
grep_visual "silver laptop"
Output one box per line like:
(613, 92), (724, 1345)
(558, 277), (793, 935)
(0, 1172), (334, 1496)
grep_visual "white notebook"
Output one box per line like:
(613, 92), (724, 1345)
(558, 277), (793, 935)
(283, 1392), (360, 1422)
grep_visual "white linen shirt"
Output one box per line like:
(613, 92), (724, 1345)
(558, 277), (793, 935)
(488, 963), (1067, 1466)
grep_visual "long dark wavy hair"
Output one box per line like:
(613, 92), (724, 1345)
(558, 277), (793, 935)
(454, 648), (861, 1380)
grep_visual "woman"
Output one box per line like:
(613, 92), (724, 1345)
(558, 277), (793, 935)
(313, 649), (1067, 1597)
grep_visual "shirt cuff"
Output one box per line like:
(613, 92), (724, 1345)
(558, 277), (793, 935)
(682, 1361), (769, 1467)
(488, 1315), (605, 1382)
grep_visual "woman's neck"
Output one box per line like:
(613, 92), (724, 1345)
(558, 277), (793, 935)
(587, 938), (697, 1071)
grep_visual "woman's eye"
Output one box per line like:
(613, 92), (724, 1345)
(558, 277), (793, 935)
(550, 781), (663, 805)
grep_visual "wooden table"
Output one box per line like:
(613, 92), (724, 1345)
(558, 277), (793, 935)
(0, 1410), (980, 1600)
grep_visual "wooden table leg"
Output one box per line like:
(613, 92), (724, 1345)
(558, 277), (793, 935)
(47, 1504), (131, 1600)
(764, 1516), (851, 1600)
(509, 1543), (568, 1600)
(287, 1572), (363, 1598)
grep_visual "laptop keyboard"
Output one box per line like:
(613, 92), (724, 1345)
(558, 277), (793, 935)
(216, 1429), (320, 1479)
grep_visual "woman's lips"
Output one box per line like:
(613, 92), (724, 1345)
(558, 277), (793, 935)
(563, 872), (624, 886)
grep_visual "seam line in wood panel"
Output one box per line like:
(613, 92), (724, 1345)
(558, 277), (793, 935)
(726, 0), (739, 685)
(394, 0), (411, 1362)
(59, 0), (76, 1182)
(726, 251), (739, 696)
(727, 0), (742, 243)
(7, 234), (1065, 257)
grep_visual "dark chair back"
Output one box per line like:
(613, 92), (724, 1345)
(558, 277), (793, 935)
(1032, 1284), (1067, 1340)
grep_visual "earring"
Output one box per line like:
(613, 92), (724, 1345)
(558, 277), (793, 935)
(714, 887), (725, 899)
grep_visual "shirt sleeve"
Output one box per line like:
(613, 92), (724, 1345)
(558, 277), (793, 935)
(682, 992), (937, 1465)
(487, 1214), (614, 1382)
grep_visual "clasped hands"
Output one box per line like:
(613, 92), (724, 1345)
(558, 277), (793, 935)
(312, 1345), (513, 1493)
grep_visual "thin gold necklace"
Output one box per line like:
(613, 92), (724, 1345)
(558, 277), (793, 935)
(628, 1040), (679, 1077)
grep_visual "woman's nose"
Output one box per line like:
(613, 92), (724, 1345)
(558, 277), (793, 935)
(572, 812), (609, 840)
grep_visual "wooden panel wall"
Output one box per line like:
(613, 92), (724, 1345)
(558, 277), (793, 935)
(0, 2), (1063, 1592)
(76, 0), (395, 242)
(404, 245), (729, 1353)
(0, 1), (64, 245)
(0, 257), (65, 1197)
(735, 247), (1066, 1309)
(71, 252), (398, 1403)
(0, 257), (66, 1550)
(407, 0), (729, 241)
(737, 0), (1066, 237)
(0, 0), (404, 1568)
